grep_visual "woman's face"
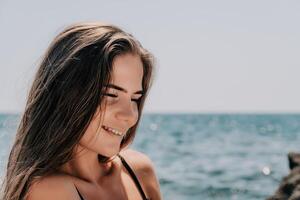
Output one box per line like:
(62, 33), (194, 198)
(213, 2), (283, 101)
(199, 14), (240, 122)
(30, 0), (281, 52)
(78, 53), (144, 157)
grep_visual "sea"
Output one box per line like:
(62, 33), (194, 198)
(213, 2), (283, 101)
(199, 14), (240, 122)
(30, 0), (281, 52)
(1, 113), (300, 200)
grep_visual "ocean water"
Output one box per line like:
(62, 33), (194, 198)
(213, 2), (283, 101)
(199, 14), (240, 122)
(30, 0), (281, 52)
(1, 113), (300, 200)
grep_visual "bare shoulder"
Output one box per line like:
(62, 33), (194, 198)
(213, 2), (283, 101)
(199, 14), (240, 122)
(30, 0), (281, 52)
(120, 148), (154, 171)
(119, 148), (162, 200)
(26, 174), (79, 200)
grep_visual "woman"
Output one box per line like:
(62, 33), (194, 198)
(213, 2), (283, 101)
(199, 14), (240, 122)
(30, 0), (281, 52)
(1, 22), (162, 200)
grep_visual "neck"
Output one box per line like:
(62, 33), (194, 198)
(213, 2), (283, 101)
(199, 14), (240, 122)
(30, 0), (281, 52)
(58, 144), (119, 185)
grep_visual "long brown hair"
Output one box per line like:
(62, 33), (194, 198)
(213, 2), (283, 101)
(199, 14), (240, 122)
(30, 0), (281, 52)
(0, 22), (154, 200)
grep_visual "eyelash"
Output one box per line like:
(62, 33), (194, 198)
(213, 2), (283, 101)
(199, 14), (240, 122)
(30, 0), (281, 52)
(104, 93), (142, 103)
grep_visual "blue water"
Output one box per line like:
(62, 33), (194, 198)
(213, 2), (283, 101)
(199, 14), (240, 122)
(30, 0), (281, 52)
(1, 113), (300, 200)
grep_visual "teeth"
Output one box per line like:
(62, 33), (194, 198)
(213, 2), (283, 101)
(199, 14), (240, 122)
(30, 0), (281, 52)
(103, 125), (123, 136)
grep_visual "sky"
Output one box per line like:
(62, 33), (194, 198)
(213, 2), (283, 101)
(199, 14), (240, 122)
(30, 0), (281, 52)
(0, 0), (300, 114)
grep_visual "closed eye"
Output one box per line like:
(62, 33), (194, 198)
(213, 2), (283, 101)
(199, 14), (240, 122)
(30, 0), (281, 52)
(132, 97), (142, 103)
(104, 93), (117, 97)
(104, 93), (142, 103)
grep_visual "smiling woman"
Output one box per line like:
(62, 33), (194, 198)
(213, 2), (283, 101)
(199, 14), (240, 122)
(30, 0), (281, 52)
(0, 22), (162, 200)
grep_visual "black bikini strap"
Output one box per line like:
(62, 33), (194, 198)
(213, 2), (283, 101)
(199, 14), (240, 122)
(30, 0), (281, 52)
(117, 154), (148, 200)
(75, 185), (85, 200)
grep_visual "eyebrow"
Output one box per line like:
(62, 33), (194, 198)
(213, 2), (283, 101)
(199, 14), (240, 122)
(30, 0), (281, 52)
(105, 84), (144, 95)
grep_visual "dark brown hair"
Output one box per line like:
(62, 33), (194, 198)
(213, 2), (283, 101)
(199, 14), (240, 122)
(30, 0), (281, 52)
(0, 22), (154, 200)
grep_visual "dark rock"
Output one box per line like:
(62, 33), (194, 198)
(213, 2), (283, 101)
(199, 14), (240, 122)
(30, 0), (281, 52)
(289, 152), (300, 170)
(267, 152), (300, 200)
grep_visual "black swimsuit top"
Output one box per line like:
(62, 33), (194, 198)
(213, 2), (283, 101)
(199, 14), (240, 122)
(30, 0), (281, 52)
(75, 154), (149, 200)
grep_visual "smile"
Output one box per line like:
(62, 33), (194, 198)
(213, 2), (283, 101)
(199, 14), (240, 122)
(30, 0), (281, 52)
(102, 125), (124, 136)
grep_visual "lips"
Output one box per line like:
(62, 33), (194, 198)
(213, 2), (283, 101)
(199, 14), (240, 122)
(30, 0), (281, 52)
(102, 125), (124, 136)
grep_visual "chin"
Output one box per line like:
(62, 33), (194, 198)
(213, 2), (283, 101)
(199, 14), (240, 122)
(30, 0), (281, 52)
(98, 153), (118, 163)
(99, 148), (120, 159)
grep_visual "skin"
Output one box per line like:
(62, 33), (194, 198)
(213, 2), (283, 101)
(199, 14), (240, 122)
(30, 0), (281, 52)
(27, 53), (162, 200)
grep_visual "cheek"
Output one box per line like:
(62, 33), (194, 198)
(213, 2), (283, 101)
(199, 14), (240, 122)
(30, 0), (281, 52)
(79, 107), (103, 145)
(131, 110), (139, 127)
(80, 123), (98, 145)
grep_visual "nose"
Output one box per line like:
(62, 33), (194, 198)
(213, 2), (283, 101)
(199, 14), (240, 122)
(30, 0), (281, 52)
(115, 99), (138, 127)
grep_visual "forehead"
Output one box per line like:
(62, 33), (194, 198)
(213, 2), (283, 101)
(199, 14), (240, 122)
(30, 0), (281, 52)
(110, 53), (144, 87)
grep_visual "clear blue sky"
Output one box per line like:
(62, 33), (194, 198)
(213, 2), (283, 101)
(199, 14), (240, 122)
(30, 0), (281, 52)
(0, 0), (300, 113)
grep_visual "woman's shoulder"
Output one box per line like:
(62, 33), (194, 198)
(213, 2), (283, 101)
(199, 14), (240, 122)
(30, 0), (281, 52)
(119, 148), (155, 171)
(119, 148), (162, 199)
(26, 173), (79, 200)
